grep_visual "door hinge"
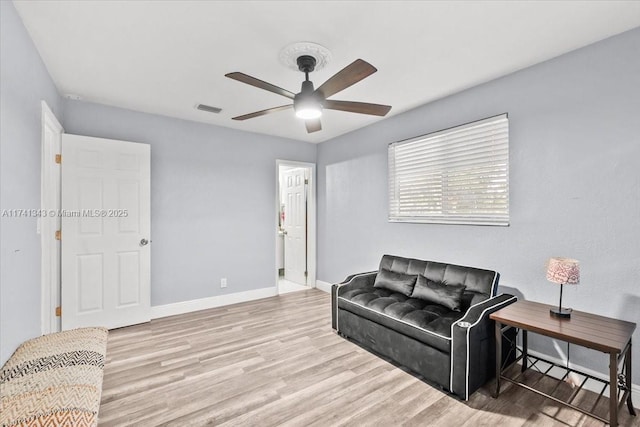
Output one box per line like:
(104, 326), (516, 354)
(55, 230), (61, 240)
(304, 271), (308, 277)
(304, 178), (308, 185)
(55, 154), (62, 164)
(55, 306), (61, 317)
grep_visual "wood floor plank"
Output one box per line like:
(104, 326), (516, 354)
(99, 289), (640, 426)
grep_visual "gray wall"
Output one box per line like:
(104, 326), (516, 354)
(317, 27), (640, 382)
(0, 1), (64, 364)
(62, 100), (316, 307)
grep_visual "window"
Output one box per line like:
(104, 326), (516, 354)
(388, 114), (509, 226)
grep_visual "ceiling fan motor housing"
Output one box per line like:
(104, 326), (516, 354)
(294, 56), (324, 119)
(297, 55), (317, 73)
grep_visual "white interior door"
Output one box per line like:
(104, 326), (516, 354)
(61, 134), (150, 330)
(283, 168), (307, 285)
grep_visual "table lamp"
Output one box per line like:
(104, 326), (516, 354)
(546, 257), (580, 318)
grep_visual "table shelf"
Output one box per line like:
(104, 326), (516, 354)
(501, 343), (634, 424)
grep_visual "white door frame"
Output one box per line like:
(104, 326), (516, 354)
(40, 101), (63, 335)
(275, 160), (316, 294)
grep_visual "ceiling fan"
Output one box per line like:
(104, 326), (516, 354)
(225, 56), (392, 133)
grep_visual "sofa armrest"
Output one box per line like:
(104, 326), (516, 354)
(337, 271), (378, 287)
(450, 293), (518, 400)
(331, 271), (378, 330)
(458, 293), (517, 330)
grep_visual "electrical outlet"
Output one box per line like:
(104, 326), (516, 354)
(220, 278), (227, 288)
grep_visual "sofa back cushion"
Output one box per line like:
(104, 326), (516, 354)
(373, 268), (417, 296)
(379, 254), (499, 305)
(411, 275), (466, 311)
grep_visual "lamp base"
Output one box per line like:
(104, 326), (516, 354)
(550, 307), (572, 318)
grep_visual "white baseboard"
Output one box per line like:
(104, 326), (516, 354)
(315, 280), (332, 293)
(151, 286), (278, 319)
(525, 348), (640, 396)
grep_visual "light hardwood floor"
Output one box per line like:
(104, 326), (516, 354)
(100, 289), (639, 426)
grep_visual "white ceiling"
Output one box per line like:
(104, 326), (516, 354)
(13, 1), (640, 143)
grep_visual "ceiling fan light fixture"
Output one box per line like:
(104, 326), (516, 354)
(295, 104), (322, 120)
(294, 85), (323, 119)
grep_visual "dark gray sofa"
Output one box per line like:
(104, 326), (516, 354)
(331, 254), (517, 400)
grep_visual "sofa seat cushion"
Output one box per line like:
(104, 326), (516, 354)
(338, 286), (465, 353)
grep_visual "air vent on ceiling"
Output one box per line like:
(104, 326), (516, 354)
(196, 104), (222, 114)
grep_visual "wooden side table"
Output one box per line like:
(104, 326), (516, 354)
(491, 300), (636, 427)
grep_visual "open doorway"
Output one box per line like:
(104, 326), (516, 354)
(276, 160), (316, 294)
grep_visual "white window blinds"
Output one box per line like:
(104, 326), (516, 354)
(388, 114), (509, 226)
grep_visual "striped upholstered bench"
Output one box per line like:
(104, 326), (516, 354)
(0, 327), (108, 427)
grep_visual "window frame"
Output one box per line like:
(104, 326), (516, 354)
(388, 113), (509, 226)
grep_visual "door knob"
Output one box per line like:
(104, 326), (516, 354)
(140, 238), (149, 246)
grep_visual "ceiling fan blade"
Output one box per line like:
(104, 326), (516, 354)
(316, 59), (377, 98)
(231, 104), (293, 121)
(226, 72), (296, 100)
(324, 100), (392, 116)
(305, 119), (322, 133)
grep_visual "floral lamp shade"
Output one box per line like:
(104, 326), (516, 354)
(546, 257), (580, 285)
(546, 257), (580, 318)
